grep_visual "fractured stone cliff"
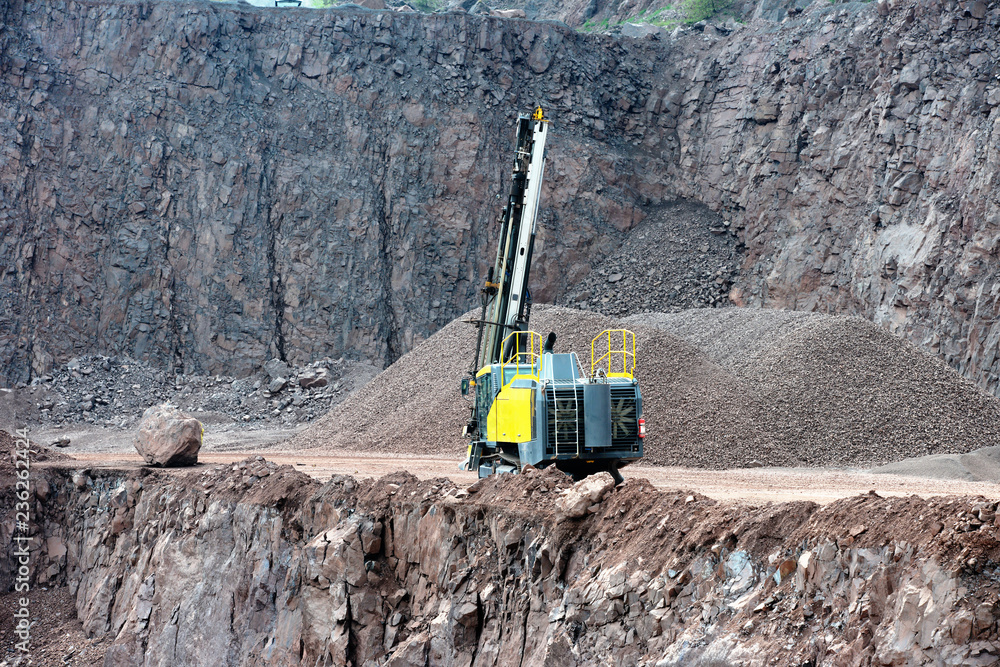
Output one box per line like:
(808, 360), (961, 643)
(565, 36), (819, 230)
(2, 0), (1000, 395)
(9, 463), (1000, 665)
(0, 0), (664, 382)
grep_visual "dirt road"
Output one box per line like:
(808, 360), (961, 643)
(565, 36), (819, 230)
(63, 451), (1000, 504)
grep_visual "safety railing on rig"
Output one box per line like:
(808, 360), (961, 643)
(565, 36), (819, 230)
(591, 329), (636, 379)
(500, 331), (543, 386)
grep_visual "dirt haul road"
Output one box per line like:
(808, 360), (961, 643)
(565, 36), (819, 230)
(64, 451), (1000, 505)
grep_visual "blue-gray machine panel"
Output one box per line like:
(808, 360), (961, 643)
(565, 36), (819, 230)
(583, 383), (612, 448)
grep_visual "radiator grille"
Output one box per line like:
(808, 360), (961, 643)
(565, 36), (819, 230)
(610, 386), (640, 451)
(545, 384), (641, 456)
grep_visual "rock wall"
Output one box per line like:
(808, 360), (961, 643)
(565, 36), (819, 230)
(3, 0), (1000, 395)
(677, 0), (1000, 396)
(10, 462), (1000, 665)
(0, 0), (666, 384)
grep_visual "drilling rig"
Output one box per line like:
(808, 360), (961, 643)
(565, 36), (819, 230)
(460, 108), (645, 484)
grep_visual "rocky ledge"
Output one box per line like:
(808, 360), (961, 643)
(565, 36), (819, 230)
(4, 461), (1000, 665)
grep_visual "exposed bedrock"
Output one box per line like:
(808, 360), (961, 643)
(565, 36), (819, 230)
(486, 0), (811, 26)
(7, 462), (1000, 666)
(2, 0), (1000, 394)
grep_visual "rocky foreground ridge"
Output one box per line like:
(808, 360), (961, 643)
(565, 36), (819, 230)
(2, 0), (1000, 395)
(3, 460), (1000, 665)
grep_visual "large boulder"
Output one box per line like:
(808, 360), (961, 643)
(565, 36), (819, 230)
(264, 358), (290, 380)
(491, 8), (526, 18)
(621, 23), (668, 39)
(554, 472), (616, 521)
(135, 404), (202, 467)
(298, 368), (329, 389)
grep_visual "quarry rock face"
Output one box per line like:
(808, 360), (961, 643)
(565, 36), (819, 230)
(0, 1), (661, 384)
(2, 0), (1000, 398)
(12, 463), (1000, 665)
(134, 403), (202, 466)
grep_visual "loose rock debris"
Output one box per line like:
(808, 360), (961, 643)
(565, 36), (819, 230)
(564, 200), (742, 316)
(295, 305), (1000, 469)
(2, 354), (378, 431)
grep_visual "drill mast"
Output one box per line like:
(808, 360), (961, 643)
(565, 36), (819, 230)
(472, 108), (549, 372)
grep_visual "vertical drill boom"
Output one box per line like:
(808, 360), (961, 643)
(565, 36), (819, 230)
(474, 108), (549, 372)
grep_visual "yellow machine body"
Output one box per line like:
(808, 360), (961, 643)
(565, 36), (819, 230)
(460, 109), (644, 483)
(486, 385), (535, 443)
(476, 331), (541, 444)
(466, 328), (643, 482)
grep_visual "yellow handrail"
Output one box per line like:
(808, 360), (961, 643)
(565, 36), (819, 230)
(591, 329), (636, 379)
(500, 330), (543, 386)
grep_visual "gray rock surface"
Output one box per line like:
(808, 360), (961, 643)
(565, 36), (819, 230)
(264, 358), (291, 381)
(134, 404), (202, 466)
(3, 0), (1000, 402)
(0, 1), (665, 384)
(14, 464), (1000, 666)
(620, 22), (668, 39)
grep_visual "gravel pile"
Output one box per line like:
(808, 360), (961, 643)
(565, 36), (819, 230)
(624, 308), (822, 374)
(291, 306), (617, 455)
(7, 355), (378, 431)
(629, 309), (1000, 467)
(297, 306), (1000, 469)
(290, 316), (475, 456)
(563, 201), (742, 317)
(869, 446), (1000, 482)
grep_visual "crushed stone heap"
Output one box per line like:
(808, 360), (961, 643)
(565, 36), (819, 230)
(563, 200), (742, 317)
(292, 307), (614, 457)
(294, 305), (1000, 469)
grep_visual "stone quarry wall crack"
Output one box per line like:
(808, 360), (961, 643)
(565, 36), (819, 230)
(15, 141), (40, 386)
(259, 136), (286, 363)
(371, 133), (400, 365)
(162, 212), (184, 374)
(516, 604), (529, 667)
(345, 592), (357, 667)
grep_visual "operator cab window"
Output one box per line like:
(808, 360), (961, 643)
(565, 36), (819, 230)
(477, 372), (495, 419)
(502, 363), (538, 386)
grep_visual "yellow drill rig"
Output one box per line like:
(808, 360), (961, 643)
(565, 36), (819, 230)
(460, 108), (645, 484)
